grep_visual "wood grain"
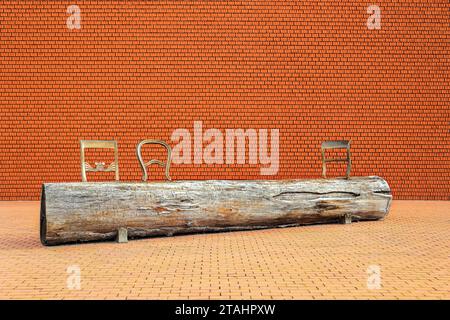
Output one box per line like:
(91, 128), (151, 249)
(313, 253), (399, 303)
(40, 176), (392, 245)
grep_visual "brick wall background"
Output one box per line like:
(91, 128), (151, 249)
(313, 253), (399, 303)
(0, 1), (448, 200)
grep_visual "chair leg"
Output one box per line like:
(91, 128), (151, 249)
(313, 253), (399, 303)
(346, 162), (351, 178)
(345, 149), (352, 179)
(321, 150), (326, 178)
(80, 147), (87, 182)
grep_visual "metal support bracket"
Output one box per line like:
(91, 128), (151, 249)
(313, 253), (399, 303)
(341, 213), (352, 224)
(117, 227), (128, 243)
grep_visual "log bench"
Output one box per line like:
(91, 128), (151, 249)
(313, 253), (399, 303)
(40, 176), (392, 246)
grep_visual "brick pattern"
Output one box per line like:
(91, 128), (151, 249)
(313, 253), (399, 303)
(0, 1), (449, 200)
(0, 201), (449, 299)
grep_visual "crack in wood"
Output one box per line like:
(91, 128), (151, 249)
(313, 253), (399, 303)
(273, 191), (360, 198)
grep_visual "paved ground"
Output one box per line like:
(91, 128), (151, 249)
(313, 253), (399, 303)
(0, 201), (448, 300)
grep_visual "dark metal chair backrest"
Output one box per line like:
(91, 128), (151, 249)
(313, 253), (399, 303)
(321, 140), (351, 179)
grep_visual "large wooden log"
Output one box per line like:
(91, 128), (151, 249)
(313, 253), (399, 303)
(40, 176), (392, 245)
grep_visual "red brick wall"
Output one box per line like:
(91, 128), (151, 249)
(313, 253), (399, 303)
(0, 1), (449, 200)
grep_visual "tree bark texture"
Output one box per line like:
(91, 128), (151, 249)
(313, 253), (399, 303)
(40, 177), (392, 245)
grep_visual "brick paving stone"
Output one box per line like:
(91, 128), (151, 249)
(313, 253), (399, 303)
(0, 201), (448, 300)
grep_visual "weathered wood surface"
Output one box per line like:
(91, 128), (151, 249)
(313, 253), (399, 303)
(40, 176), (392, 245)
